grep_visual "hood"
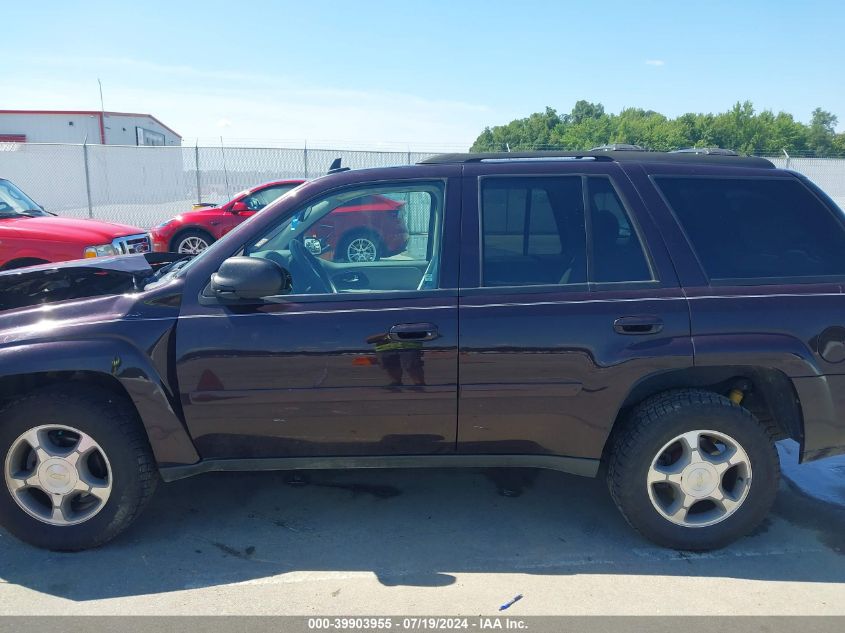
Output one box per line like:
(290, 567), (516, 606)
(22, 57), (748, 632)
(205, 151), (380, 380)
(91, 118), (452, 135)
(179, 205), (226, 218)
(0, 216), (146, 243)
(0, 253), (182, 313)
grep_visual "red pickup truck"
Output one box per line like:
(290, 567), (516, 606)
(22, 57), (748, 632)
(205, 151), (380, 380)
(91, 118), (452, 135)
(0, 178), (150, 270)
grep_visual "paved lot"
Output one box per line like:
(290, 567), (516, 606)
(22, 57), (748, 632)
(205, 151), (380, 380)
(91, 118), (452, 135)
(0, 467), (843, 615)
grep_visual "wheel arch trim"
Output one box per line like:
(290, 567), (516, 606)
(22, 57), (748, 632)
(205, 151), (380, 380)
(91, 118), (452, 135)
(0, 339), (199, 467)
(605, 365), (806, 461)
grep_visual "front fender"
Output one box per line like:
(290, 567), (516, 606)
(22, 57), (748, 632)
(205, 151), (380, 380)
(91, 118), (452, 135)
(0, 337), (200, 467)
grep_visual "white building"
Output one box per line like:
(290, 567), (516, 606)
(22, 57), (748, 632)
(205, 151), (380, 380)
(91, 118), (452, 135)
(0, 110), (181, 145)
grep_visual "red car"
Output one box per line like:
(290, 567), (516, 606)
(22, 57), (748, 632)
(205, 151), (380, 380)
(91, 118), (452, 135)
(151, 179), (409, 262)
(0, 178), (150, 270)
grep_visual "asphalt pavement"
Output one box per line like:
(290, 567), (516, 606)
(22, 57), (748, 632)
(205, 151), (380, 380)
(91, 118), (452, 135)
(0, 466), (843, 615)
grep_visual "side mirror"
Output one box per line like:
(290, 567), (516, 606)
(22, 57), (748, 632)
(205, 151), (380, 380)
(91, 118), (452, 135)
(304, 237), (323, 255)
(231, 201), (249, 213)
(211, 256), (291, 300)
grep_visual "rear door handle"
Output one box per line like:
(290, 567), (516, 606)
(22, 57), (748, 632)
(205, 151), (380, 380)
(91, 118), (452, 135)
(613, 315), (664, 335)
(388, 323), (439, 342)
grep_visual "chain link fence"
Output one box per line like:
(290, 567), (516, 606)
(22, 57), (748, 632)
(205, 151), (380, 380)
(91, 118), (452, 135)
(0, 143), (437, 228)
(766, 156), (845, 210)
(1, 143), (844, 229)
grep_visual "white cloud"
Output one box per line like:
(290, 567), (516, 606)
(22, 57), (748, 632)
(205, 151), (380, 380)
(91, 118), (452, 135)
(645, 59), (666, 67)
(5, 55), (490, 150)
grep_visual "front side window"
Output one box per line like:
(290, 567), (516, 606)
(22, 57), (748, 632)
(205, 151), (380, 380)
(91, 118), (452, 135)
(244, 181), (444, 295)
(655, 177), (845, 281)
(480, 176), (651, 287)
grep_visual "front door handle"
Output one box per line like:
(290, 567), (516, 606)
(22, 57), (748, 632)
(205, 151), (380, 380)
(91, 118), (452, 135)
(388, 323), (439, 342)
(613, 315), (664, 335)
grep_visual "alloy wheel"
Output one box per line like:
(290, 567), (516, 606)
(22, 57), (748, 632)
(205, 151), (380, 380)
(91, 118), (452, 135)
(4, 425), (113, 526)
(646, 429), (752, 528)
(346, 237), (377, 262)
(177, 236), (209, 254)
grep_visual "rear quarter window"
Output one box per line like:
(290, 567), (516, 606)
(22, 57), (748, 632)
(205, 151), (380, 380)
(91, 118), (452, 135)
(654, 176), (845, 282)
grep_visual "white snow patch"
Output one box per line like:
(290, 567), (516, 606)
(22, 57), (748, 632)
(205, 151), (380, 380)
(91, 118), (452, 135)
(778, 439), (845, 507)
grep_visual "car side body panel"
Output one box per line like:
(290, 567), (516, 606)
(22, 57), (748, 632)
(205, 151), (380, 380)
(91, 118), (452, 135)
(0, 286), (199, 466)
(627, 161), (845, 460)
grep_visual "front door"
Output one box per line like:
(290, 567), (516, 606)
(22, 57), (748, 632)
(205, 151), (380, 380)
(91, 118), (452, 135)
(456, 161), (693, 461)
(175, 173), (461, 459)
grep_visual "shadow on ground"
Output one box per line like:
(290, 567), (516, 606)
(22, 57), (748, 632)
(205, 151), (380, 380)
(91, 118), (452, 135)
(1, 467), (843, 601)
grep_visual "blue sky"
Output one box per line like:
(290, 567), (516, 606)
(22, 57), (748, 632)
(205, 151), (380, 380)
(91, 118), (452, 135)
(3, 0), (843, 148)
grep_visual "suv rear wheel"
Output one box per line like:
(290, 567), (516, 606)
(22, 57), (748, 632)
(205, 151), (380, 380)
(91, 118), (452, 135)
(606, 389), (780, 550)
(0, 385), (158, 551)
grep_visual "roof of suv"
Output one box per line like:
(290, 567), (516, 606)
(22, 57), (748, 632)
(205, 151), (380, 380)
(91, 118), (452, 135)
(418, 150), (775, 169)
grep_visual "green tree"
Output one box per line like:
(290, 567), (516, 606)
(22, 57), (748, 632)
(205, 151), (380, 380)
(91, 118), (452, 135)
(470, 101), (841, 155)
(807, 108), (839, 155)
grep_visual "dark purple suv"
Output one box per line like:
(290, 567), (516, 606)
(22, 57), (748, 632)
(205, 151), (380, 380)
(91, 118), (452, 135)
(2, 150), (845, 552)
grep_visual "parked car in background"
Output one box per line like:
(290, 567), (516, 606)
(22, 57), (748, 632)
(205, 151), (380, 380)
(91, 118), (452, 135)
(151, 180), (304, 255)
(0, 178), (150, 270)
(150, 179), (409, 262)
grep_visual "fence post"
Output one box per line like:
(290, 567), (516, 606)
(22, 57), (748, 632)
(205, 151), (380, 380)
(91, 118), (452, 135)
(82, 138), (94, 219)
(303, 141), (309, 178)
(194, 143), (202, 204)
(220, 137), (230, 199)
(782, 148), (791, 170)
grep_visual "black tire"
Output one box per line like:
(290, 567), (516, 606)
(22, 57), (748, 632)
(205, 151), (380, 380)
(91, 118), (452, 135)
(0, 385), (158, 551)
(170, 229), (214, 255)
(335, 230), (382, 263)
(606, 389), (780, 550)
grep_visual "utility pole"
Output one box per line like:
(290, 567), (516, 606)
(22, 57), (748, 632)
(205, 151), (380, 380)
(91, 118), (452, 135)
(97, 78), (105, 113)
(97, 78), (106, 144)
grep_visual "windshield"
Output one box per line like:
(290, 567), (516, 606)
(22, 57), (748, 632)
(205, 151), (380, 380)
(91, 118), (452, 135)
(0, 180), (46, 218)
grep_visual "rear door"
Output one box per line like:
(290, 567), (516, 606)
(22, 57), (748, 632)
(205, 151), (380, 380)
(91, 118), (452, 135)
(456, 159), (693, 462)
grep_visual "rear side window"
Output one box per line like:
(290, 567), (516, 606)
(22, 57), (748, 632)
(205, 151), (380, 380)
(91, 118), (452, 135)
(655, 177), (845, 282)
(480, 176), (652, 287)
(587, 177), (651, 283)
(481, 177), (586, 286)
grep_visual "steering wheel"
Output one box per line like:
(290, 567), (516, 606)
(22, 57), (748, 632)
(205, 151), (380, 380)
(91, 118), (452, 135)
(289, 238), (336, 294)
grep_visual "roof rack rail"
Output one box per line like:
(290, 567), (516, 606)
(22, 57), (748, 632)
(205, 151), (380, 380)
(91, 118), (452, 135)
(670, 147), (738, 156)
(418, 150), (775, 168)
(591, 143), (646, 151)
(418, 151), (614, 164)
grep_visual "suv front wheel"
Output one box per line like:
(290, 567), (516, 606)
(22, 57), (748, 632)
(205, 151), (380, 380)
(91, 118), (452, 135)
(0, 385), (158, 551)
(607, 389), (780, 550)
